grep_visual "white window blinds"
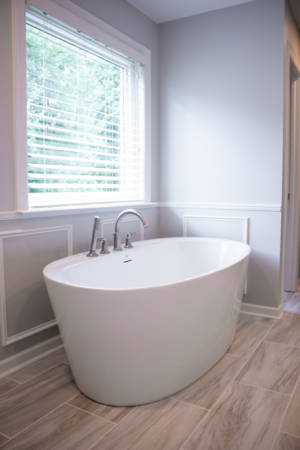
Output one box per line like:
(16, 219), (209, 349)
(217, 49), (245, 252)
(26, 8), (145, 207)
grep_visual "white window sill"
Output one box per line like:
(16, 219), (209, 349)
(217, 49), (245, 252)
(0, 201), (159, 221)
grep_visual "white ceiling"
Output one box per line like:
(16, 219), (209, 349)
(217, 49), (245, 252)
(126, 0), (256, 24)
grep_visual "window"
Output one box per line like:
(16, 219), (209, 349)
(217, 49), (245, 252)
(25, 7), (146, 208)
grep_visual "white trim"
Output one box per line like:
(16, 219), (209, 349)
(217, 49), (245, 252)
(0, 335), (62, 379)
(11, 0), (28, 210)
(0, 202), (159, 221)
(159, 202), (281, 212)
(27, 0), (150, 63)
(0, 201), (279, 221)
(240, 302), (282, 319)
(282, 42), (300, 292)
(0, 225), (72, 346)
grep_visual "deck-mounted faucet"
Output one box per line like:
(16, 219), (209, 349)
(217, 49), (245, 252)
(113, 209), (149, 251)
(87, 216), (109, 256)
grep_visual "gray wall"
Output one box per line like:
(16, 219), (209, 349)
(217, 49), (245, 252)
(158, 0), (285, 310)
(0, 0), (160, 365)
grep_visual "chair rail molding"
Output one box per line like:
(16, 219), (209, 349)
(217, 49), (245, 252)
(160, 201), (281, 212)
(0, 225), (72, 346)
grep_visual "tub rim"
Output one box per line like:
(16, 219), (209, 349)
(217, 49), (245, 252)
(43, 236), (251, 293)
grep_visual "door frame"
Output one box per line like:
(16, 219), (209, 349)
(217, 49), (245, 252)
(281, 41), (300, 294)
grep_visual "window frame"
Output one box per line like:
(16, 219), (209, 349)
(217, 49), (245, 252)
(11, 0), (151, 212)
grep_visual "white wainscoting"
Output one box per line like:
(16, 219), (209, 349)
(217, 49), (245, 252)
(0, 225), (72, 346)
(182, 214), (249, 294)
(159, 203), (282, 317)
(182, 215), (249, 243)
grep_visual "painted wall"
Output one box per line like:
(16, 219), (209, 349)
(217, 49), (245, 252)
(0, 0), (159, 368)
(159, 0), (285, 311)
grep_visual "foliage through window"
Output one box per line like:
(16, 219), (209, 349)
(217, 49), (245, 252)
(26, 9), (145, 207)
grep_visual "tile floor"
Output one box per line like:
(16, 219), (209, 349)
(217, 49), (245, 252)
(0, 313), (300, 449)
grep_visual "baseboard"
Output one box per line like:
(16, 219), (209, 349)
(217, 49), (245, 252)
(0, 335), (63, 379)
(240, 302), (282, 319)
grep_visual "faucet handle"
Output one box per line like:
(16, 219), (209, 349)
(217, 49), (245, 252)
(124, 232), (133, 249)
(99, 238), (110, 254)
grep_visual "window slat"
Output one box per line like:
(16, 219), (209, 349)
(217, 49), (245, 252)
(26, 8), (145, 207)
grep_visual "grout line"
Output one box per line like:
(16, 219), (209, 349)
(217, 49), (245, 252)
(263, 339), (300, 350)
(8, 359), (68, 385)
(85, 407), (140, 450)
(0, 362), (73, 403)
(178, 404), (211, 449)
(279, 431), (300, 440)
(0, 343), (64, 381)
(179, 319), (279, 449)
(238, 381), (291, 397)
(66, 401), (115, 424)
(0, 431), (10, 440)
(227, 317), (277, 361)
(269, 374), (300, 450)
(170, 397), (209, 412)
(8, 347), (67, 383)
(4, 375), (23, 386)
(5, 401), (68, 441)
(86, 422), (120, 450)
(230, 318), (277, 378)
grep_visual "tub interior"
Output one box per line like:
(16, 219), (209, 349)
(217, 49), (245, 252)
(44, 238), (250, 290)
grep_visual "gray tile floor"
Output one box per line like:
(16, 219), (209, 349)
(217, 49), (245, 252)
(0, 313), (300, 449)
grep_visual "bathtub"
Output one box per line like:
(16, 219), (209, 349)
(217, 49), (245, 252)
(43, 237), (250, 406)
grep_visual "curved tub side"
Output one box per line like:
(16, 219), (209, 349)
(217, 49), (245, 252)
(45, 254), (249, 406)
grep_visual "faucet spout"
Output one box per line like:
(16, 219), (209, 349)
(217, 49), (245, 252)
(113, 209), (149, 251)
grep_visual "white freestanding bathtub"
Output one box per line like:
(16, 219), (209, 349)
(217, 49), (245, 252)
(43, 237), (250, 406)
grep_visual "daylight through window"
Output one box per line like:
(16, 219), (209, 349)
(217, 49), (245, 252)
(26, 9), (145, 207)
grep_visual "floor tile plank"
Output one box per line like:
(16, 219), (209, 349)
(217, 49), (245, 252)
(227, 315), (274, 357)
(9, 347), (67, 383)
(267, 312), (300, 347)
(281, 377), (300, 437)
(69, 393), (134, 423)
(0, 364), (78, 437)
(173, 353), (244, 409)
(1, 403), (113, 450)
(91, 397), (206, 450)
(0, 378), (18, 397)
(182, 382), (288, 450)
(237, 341), (300, 394)
(273, 433), (300, 450)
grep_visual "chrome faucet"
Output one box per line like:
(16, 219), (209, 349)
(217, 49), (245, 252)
(113, 209), (149, 251)
(87, 216), (100, 257)
(87, 216), (109, 256)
